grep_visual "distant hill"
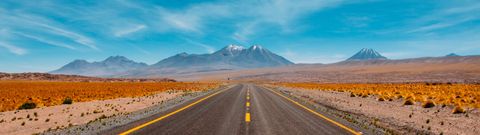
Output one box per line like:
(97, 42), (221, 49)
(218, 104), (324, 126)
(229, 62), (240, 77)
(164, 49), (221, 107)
(50, 56), (148, 76)
(346, 48), (387, 61)
(172, 55), (480, 83)
(446, 53), (460, 57)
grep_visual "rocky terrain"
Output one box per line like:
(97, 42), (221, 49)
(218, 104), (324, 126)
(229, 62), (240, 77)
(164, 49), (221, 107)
(271, 86), (480, 135)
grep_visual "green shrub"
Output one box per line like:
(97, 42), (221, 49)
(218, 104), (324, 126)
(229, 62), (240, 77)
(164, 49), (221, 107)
(422, 101), (435, 108)
(403, 100), (414, 105)
(63, 97), (73, 104)
(452, 106), (466, 114)
(18, 101), (36, 110)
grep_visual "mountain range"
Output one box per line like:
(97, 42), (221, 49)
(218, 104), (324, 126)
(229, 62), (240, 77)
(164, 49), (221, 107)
(51, 56), (148, 76)
(51, 45), (294, 76)
(51, 46), (466, 77)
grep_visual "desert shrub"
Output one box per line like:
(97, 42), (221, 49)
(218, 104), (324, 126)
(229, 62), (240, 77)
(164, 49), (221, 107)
(403, 99), (414, 105)
(377, 97), (385, 101)
(452, 106), (466, 114)
(18, 101), (36, 110)
(62, 97), (73, 104)
(275, 83), (480, 110)
(99, 114), (107, 119)
(0, 81), (219, 112)
(422, 101), (436, 108)
(350, 93), (356, 97)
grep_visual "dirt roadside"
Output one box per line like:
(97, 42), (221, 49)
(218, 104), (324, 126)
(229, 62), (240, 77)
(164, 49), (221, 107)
(271, 86), (480, 135)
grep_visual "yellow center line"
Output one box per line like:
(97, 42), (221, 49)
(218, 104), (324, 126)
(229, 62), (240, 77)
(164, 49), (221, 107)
(245, 112), (251, 122)
(119, 90), (225, 135)
(245, 88), (251, 123)
(266, 87), (362, 135)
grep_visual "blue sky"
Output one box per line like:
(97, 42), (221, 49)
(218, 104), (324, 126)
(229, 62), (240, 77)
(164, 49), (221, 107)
(1, 0), (480, 72)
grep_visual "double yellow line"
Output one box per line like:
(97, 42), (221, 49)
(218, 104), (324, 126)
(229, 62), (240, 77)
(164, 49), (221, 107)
(119, 90), (225, 135)
(266, 87), (362, 135)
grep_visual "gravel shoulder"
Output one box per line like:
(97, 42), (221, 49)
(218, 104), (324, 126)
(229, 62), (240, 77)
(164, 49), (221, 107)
(270, 86), (480, 135)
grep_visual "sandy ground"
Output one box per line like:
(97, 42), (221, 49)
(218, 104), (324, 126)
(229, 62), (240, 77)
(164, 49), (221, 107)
(274, 86), (480, 135)
(169, 56), (480, 83)
(0, 91), (183, 135)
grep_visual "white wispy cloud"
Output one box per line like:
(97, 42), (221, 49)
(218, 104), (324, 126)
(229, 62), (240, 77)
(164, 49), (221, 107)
(232, 0), (345, 42)
(156, 3), (231, 33)
(198, 44), (216, 53)
(162, 13), (201, 32)
(0, 42), (27, 55)
(407, 17), (474, 33)
(184, 38), (216, 53)
(114, 24), (147, 37)
(401, 2), (480, 34)
(14, 32), (76, 50)
(31, 21), (99, 50)
(370, 2), (480, 37)
(115, 0), (346, 42)
(444, 2), (480, 14)
(1, 12), (99, 51)
(232, 22), (258, 44)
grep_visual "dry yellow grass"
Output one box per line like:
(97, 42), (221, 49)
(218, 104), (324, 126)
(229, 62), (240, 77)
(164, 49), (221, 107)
(275, 83), (480, 109)
(0, 81), (219, 112)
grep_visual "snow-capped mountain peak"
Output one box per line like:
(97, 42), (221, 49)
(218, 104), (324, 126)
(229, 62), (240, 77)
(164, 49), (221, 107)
(214, 45), (245, 56)
(250, 45), (263, 50)
(346, 48), (388, 61)
(226, 44), (245, 51)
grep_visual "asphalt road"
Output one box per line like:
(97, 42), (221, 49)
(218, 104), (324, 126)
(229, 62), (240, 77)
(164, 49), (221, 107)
(108, 84), (360, 135)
